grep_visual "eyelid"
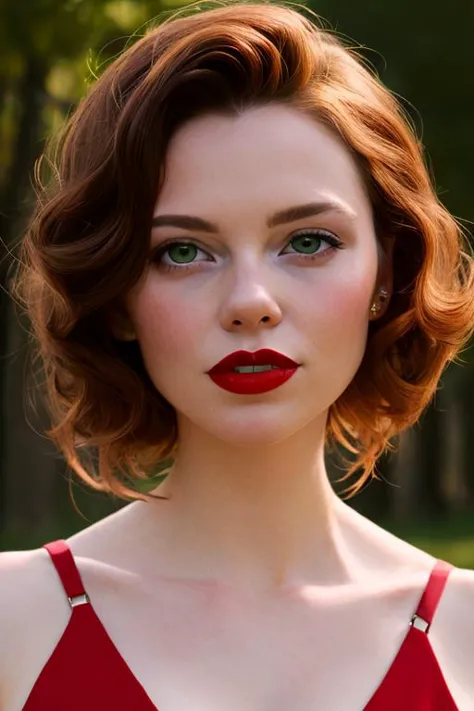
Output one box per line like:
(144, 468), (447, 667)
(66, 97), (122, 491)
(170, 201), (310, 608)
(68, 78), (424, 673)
(151, 238), (213, 259)
(150, 227), (344, 267)
(151, 228), (343, 253)
(148, 241), (212, 266)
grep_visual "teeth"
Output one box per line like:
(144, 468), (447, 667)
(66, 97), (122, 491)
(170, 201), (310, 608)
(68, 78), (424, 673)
(233, 364), (279, 373)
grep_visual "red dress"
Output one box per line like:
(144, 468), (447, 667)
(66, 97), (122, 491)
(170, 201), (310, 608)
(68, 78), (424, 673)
(22, 540), (458, 710)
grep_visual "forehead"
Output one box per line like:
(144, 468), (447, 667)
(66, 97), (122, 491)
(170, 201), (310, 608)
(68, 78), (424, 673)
(155, 104), (372, 223)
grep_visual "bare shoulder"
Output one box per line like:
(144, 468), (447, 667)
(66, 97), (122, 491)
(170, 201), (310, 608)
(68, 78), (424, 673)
(434, 564), (474, 649)
(0, 521), (137, 709)
(0, 546), (61, 641)
(0, 547), (71, 708)
(430, 565), (474, 708)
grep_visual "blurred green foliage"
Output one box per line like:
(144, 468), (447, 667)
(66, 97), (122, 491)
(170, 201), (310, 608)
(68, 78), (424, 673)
(384, 514), (474, 570)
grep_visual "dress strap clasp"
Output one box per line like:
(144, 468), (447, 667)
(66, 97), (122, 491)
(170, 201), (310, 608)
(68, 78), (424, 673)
(410, 559), (454, 634)
(43, 539), (91, 610)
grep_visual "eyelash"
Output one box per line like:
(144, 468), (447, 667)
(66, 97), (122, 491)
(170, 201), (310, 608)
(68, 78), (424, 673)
(150, 229), (344, 273)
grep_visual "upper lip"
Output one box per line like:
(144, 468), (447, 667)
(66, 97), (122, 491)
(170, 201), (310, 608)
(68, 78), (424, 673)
(207, 349), (300, 374)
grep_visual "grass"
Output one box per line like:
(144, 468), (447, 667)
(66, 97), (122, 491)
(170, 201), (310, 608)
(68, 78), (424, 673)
(381, 511), (474, 569)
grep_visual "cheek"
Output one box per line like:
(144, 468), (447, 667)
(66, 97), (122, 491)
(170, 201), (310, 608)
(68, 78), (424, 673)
(296, 269), (375, 394)
(332, 281), (372, 324)
(300, 272), (374, 338)
(130, 287), (204, 365)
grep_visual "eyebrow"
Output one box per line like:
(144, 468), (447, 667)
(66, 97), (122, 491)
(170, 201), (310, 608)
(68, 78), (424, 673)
(151, 200), (356, 232)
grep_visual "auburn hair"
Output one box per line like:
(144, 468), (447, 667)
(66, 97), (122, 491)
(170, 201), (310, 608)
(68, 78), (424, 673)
(12, 0), (474, 501)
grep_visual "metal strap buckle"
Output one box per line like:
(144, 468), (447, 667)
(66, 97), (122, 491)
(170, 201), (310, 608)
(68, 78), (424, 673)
(68, 592), (90, 608)
(410, 614), (430, 633)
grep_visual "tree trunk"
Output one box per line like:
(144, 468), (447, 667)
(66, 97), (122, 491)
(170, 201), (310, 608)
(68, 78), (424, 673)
(2, 300), (59, 538)
(414, 394), (448, 519)
(0, 53), (55, 539)
(456, 363), (474, 507)
(440, 372), (468, 511)
(390, 428), (421, 522)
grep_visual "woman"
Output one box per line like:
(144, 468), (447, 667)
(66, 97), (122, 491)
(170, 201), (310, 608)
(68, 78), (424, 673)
(2, 1), (474, 709)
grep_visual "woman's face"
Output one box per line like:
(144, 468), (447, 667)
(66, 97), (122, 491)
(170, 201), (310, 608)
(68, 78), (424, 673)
(124, 103), (384, 446)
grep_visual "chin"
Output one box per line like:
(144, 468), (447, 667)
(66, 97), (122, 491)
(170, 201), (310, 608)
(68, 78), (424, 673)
(214, 429), (294, 448)
(188, 408), (323, 448)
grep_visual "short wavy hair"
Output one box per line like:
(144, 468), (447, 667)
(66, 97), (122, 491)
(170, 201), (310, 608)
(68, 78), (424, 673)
(12, 0), (474, 502)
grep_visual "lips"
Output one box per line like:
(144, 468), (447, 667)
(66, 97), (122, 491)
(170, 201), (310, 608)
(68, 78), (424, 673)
(207, 348), (299, 375)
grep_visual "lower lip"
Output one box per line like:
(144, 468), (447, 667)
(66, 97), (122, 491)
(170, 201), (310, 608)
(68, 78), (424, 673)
(208, 368), (298, 394)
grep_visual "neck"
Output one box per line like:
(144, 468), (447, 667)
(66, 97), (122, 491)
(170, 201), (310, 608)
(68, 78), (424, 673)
(147, 415), (360, 593)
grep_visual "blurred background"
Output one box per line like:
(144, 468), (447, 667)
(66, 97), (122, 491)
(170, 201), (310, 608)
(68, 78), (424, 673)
(1, 0), (474, 563)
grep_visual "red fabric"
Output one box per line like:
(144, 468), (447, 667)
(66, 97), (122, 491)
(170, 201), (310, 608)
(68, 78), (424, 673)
(365, 560), (458, 710)
(22, 540), (458, 710)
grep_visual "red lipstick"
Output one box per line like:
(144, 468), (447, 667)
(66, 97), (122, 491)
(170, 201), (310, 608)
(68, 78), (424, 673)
(207, 349), (300, 395)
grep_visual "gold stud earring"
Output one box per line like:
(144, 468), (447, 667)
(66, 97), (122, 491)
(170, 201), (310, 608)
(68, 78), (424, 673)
(370, 287), (389, 318)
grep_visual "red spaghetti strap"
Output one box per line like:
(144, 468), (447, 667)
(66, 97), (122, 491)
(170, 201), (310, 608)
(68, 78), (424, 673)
(413, 559), (454, 632)
(44, 540), (89, 605)
(23, 540), (158, 710)
(365, 559), (458, 710)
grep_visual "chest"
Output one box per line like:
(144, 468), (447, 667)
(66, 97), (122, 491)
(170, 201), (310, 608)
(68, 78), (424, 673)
(84, 577), (432, 711)
(12, 572), (469, 711)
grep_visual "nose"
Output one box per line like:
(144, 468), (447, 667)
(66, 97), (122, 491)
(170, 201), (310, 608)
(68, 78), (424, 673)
(219, 261), (283, 333)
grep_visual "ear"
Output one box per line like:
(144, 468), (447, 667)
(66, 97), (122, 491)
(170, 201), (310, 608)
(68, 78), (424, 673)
(378, 234), (395, 296)
(107, 302), (137, 342)
(371, 234), (395, 319)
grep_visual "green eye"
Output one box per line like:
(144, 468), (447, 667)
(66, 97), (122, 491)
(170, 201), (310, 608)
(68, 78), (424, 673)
(151, 229), (343, 273)
(290, 234), (322, 254)
(168, 243), (198, 264)
(283, 229), (343, 257)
